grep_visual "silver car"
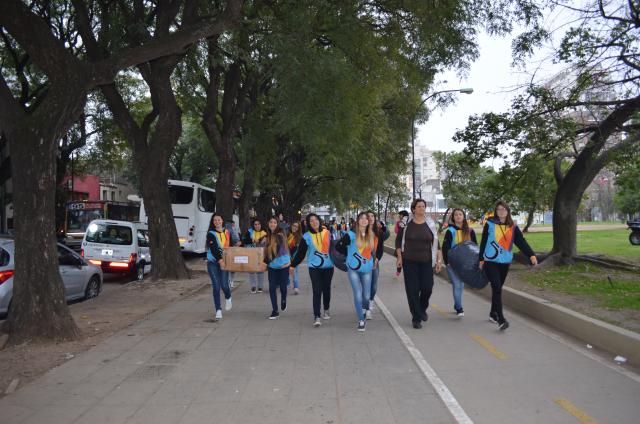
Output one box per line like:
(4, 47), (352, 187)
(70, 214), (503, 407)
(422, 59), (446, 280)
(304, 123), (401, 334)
(0, 237), (103, 317)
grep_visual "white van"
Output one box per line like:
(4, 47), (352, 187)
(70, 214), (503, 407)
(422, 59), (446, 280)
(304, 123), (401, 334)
(81, 219), (151, 281)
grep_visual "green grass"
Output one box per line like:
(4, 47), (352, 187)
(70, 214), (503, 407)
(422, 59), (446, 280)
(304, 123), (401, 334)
(517, 229), (639, 262)
(523, 263), (640, 310)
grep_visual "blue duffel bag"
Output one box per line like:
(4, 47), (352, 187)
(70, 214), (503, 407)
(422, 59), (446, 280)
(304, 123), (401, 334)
(447, 240), (489, 289)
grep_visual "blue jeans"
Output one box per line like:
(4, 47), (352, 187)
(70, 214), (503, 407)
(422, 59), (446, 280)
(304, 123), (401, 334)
(347, 269), (371, 321)
(370, 267), (379, 302)
(289, 267), (299, 289)
(249, 272), (265, 289)
(207, 261), (231, 311)
(268, 267), (289, 312)
(446, 266), (464, 311)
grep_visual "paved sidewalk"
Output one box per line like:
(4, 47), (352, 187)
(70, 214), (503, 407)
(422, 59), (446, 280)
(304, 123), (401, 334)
(0, 263), (454, 424)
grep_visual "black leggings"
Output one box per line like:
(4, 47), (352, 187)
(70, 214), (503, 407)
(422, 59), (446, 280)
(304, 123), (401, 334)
(402, 260), (434, 323)
(309, 267), (334, 318)
(483, 262), (510, 322)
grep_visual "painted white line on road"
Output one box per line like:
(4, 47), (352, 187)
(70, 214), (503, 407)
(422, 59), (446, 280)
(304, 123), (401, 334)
(375, 296), (474, 424)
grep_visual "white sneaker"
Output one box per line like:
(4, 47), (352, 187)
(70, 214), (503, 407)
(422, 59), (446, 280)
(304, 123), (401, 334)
(369, 299), (375, 310)
(357, 320), (366, 332)
(225, 298), (232, 311)
(313, 318), (322, 327)
(215, 309), (222, 320)
(229, 280), (235, 288)
(365, 309), (372, 320)
(322, 310), (331, 320)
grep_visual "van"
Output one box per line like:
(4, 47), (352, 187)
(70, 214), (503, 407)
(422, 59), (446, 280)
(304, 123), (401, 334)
(81, 219), (151, 281)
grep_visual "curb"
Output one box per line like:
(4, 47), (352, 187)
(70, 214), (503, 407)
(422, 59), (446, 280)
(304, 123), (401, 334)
(384, 245), (640, 365)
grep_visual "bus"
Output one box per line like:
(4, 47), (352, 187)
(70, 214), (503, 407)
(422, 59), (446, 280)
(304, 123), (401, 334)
(139, 180), (218, 254)
(64, 200), (140, 250)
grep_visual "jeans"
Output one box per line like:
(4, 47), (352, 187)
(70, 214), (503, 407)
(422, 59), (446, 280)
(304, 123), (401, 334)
(207, 260), (231, 311)
(483, 262), (510, 323)
(249, 272), (265, 289)
(268, 267), (289, 312)
(446, 266), (464, 311)
(402, 260), (434, 323)
(347, 268), (372, 321)
(369, 266), (379, 302)
(289, 267), (299, 289)
(309, 267), (333, 318)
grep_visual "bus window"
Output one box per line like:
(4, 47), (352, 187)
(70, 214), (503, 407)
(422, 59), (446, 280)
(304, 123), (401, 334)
(199, 189), (215, 213)
(67, 209), (104, 232)
(108, 204), (140, 222)
(169, 186), (194, 205)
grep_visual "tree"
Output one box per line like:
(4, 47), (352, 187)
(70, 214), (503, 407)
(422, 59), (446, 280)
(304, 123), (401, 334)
(614, 152), (640, 217)
(0, 0), (242, 344)
(455, 0), (640, 263)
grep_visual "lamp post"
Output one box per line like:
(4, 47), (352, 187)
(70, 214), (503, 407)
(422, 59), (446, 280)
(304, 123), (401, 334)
(411, 87), (473, 200)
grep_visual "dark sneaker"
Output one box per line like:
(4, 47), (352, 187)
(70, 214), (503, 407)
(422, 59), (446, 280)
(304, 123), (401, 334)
(357, 320), (366, 332)
(421, 312), (428, 322)
(281, 300), (287, 312)
(456, 308), (464, 317)
(499, 320), (510, 331)
(269, 311), (279, 320)
(251, 287), (257, 294)
(489, 313), (498, 323)
(412, 321), (422, 329)
(257, 288), (263, 293)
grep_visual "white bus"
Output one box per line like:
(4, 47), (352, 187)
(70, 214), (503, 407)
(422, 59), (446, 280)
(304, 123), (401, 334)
(139, 180), (216, 253)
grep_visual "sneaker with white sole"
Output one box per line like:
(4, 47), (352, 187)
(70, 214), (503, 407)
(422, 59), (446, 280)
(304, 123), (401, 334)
(313, 318), (322, 327)
(499, 320), (510, 331)
(281, 300), (287, 312)
(251, 287), (257, 294)
(357, 320), (366, 332)
(456, 308), (464, 317)
(369, 299), (375, 310)
(269, 311), (279, 320)
(365, 309), (372, 320)
(215, 309), (222, 320)
(322, 310), (331, 320)
(257, 288), (263, 293)
(225, 298), (232, 311)
(489, 312), (498, 323)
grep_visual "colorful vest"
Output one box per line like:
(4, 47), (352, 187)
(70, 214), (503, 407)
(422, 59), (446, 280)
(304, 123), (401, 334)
(207, 229), (229, 262)
(346, 230), (374, 273)
(248, 228), (267, 246)
(302, 229), (333, 269)
(447, 226), (466, 249)
(483, 220), (515, 264)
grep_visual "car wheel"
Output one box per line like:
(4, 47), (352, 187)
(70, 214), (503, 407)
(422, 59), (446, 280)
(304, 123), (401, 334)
(630, 232), (640, 246)
(84, 275), (101, 299)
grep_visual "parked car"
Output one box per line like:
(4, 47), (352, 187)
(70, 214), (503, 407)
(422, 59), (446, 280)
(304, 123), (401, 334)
(81, 219), (151, 281)
(628, 219), (640, 245)
(0, 237), (103, 317)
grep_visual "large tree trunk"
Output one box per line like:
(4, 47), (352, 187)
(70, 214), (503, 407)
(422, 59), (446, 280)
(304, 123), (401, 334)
(4, 123), (79, 344)
(239, 170), (255, 232)
(215, 151), (236, 221)
(522, 204), (536, 233)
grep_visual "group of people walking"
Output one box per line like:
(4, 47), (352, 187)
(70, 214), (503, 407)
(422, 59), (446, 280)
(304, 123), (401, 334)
(205, 199), (537, 332)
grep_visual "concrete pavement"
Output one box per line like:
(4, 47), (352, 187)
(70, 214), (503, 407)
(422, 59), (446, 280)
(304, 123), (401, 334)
(1, 256), (639, 423)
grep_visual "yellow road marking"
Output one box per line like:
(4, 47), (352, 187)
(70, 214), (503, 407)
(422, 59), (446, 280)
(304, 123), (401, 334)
(554, 398), (599, 424)
(430, 303), (448, 317)
(469, 332), (509, 360)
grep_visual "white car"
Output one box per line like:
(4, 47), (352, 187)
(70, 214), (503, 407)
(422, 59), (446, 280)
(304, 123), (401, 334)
(81, 220), (151, 281)
(0, 236), (103, 317)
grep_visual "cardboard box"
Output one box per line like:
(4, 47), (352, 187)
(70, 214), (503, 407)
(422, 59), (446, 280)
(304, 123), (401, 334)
(222, 247), (265, 273)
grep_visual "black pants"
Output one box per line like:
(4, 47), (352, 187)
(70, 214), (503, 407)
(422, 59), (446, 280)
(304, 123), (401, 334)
(483, 262), (510, 323)
(402, 260), (434, 323)
(309, 267), (333, 318)
(268, 267), (289, 312)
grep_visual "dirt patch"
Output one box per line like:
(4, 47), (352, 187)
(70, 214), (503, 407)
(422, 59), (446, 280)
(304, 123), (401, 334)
(507, 265), (640, 333)
(0, 267), (212, 397)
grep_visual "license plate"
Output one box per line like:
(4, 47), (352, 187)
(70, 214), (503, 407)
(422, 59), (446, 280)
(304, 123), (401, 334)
(102, 249), (113, 256)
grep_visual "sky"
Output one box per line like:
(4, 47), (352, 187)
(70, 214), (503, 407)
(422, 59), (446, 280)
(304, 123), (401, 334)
(417, 7), (573, 156)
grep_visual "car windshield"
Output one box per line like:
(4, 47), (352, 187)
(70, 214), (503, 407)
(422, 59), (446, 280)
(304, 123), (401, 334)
(68, 209), (104, 232)
(85, 223), (133, 245)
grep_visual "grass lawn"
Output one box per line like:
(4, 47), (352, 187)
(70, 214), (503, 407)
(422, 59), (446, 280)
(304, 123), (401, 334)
(522, 263), (640, 311)
(517, 229), (639, 262)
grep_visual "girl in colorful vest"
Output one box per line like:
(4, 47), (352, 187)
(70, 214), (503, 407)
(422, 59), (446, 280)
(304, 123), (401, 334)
(287, 221), (302, 294)
(205, 213), (233, 321)
(442, 208), (477, 317)
(365, 211), (388, 319)
(243, 218), (267, 293)
(395, 199), (443, 329)
(479, 200), (537, 331)
(262, 216), (291, 320)
(290, 213), (335, 327)
(336, 212), (383, 332)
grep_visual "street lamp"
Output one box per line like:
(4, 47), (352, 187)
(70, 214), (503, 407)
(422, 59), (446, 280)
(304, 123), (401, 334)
(411, 87), (473, 200)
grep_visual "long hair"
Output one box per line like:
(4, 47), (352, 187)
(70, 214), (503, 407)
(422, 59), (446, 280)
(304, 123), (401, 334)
(354, 212), (374, 251)
(209, 213), (225, 230)
(305, 213), (322, 233)
(266, 216), (287, 260)
(289, 220), (303, 246)
(494, 200), (514, 227)
(449, 208), (471, 241)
